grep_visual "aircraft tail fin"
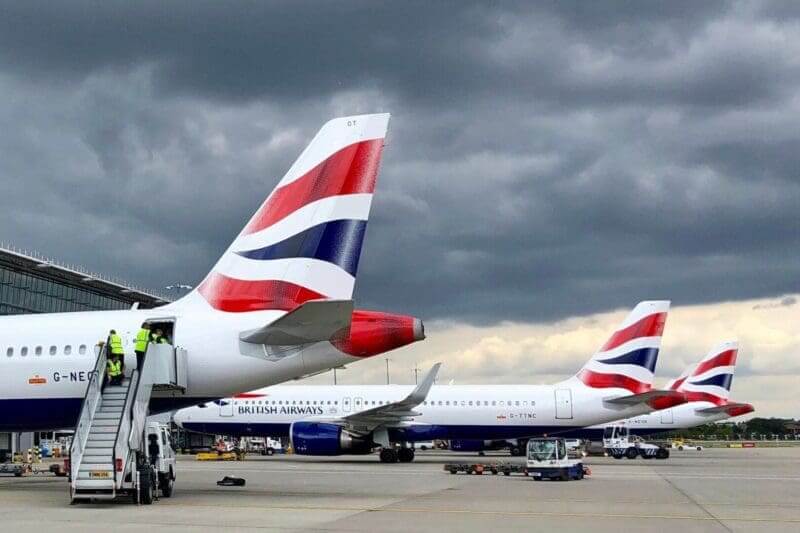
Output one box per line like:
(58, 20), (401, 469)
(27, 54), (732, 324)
(178, 113), (390, 313)
(678, 340), (738, 406)
(574, 301), (669, 394)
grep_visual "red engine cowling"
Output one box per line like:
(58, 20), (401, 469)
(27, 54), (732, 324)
(331, 310), (424, 357)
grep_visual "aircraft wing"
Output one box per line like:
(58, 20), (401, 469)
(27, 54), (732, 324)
(304, 363), (441, 434)
(604, 389), (687, 410)
(239, 299), (354, 345)
(695, 402), (754, 417)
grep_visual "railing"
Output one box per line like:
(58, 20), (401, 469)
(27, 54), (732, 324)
(111, 367), (140, 488)
(69, 345), (107, 490)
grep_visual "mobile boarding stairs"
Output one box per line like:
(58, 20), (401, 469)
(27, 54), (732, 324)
(69, 338), (187, 503)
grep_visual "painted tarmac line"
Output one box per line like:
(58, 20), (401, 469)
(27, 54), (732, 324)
(153, 501), (800, 524)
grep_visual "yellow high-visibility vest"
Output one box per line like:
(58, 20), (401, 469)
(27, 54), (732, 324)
(135, 329), (150, 352)
(107, 359), (122, 377)
(109, 334), (124, 355)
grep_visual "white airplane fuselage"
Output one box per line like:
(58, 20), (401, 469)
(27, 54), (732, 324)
(174, 382), (668, 442)
(0, 306), (369, 431)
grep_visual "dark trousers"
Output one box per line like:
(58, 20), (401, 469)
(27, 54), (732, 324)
(136, 350), (145, 371)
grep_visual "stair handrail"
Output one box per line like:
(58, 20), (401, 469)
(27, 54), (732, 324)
(69, 344), (108, 489)
(111, 343), (156, 487)
(129, 344), (157, 453)
(111, 365), (140, 487)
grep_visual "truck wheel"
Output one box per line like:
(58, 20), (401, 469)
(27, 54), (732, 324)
(656, 448), (669, 459)
(160, 471), (174, 498)
(136, 468), (155, 505)
(509, 446), (521, 457)
(265, 448), (274, 456)
(612, 452), (623, 459)
(560, 469), (569, 481)
(625, 447), (638, 459)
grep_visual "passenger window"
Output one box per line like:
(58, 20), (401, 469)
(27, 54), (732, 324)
(515, 401), (520, 406)
(21, 347), (28, 357)
(50, 346), (57, 355)
(5, 347), (12, 357)
(64, 345), (72, 355)
(468, 401), (473, 406)
(79, 345), (87, 355)
(35, 346), (42, 356)
(492, 401), (496, 406)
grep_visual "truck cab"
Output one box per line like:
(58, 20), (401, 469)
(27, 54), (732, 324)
(145, 422), (176, 497)
(525, 438), (585, 481)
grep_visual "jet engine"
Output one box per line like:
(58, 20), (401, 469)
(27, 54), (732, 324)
(290, 422), (373, 456)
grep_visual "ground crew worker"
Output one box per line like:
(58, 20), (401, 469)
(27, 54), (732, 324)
(152, 328), (170, 345)
(135, 323), (151, 370)
(107, 329), (125, 366)
(106, 355), (123, 387)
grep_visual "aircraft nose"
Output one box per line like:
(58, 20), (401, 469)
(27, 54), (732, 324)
(413, 318), (426, 341)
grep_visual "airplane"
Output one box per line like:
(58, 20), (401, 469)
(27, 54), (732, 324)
(589, 340), (754, 438)
(0, 112), (426, 432)
(174, 300), (689, 463)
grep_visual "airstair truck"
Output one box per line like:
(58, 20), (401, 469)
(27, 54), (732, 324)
(69, 331), (185, 504)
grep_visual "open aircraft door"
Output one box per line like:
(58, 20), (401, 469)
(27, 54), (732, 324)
(554, 388), (573, 419)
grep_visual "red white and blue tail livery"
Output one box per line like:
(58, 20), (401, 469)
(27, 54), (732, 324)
(592, 340), (754, 437)
(678, 340), (737, 406)
(188, 114), (390, 313)
(575, 301), (669, 394)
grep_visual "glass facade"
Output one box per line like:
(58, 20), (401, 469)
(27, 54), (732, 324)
(0, 264), (132, 315)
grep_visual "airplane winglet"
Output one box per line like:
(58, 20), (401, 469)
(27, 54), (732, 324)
(239, 299), (354, 345)
(401, 363), (442, 407)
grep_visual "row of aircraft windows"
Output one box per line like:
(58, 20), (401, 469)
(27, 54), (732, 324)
(231, 399), (534, 407)
(5, 344), (89, 357)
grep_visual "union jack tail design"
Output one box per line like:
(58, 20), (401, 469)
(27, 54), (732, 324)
(186, 114), (390, 313)
(575, 301), (670, 394)
(677, 340), (738, 406)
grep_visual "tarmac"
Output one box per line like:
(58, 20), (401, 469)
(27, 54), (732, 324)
(0, 447), (798, 532)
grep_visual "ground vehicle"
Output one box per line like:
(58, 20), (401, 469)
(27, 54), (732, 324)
(603, 425), (669, 459)
(671, 439), (704, 451)
(147, 422), (176, 498)
(525, 438), (585, 480)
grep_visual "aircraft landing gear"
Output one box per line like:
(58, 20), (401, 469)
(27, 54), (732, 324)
(379, 448), (399, 463)
(397, 448), (415, 463)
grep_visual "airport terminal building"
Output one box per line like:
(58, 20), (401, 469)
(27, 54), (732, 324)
(0, 245), (170, 458)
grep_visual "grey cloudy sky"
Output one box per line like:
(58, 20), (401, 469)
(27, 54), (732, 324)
(0, 0), (798, 325)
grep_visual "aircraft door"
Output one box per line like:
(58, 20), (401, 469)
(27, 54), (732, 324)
(660, 409), (674, 424)
(554, 389), (573, 419)
(219, 399), (233, 417)
(342, 397), (352, 413)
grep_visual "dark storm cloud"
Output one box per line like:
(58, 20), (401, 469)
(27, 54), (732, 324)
(0, 1), (798, 323)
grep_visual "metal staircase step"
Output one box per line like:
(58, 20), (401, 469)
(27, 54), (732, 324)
(92, 418), (119, 427)
(104, 386), (128, 393)
(85, 442), (113, 450)
(96, 410), (122, 418)
(82, 454), (113, 463)
(87, 433), (116, 442)
(102, 400), (125, 407)
(79, 462), (113, 472)
(89, 426), (118, 434)
(74, 479), (115, 490)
